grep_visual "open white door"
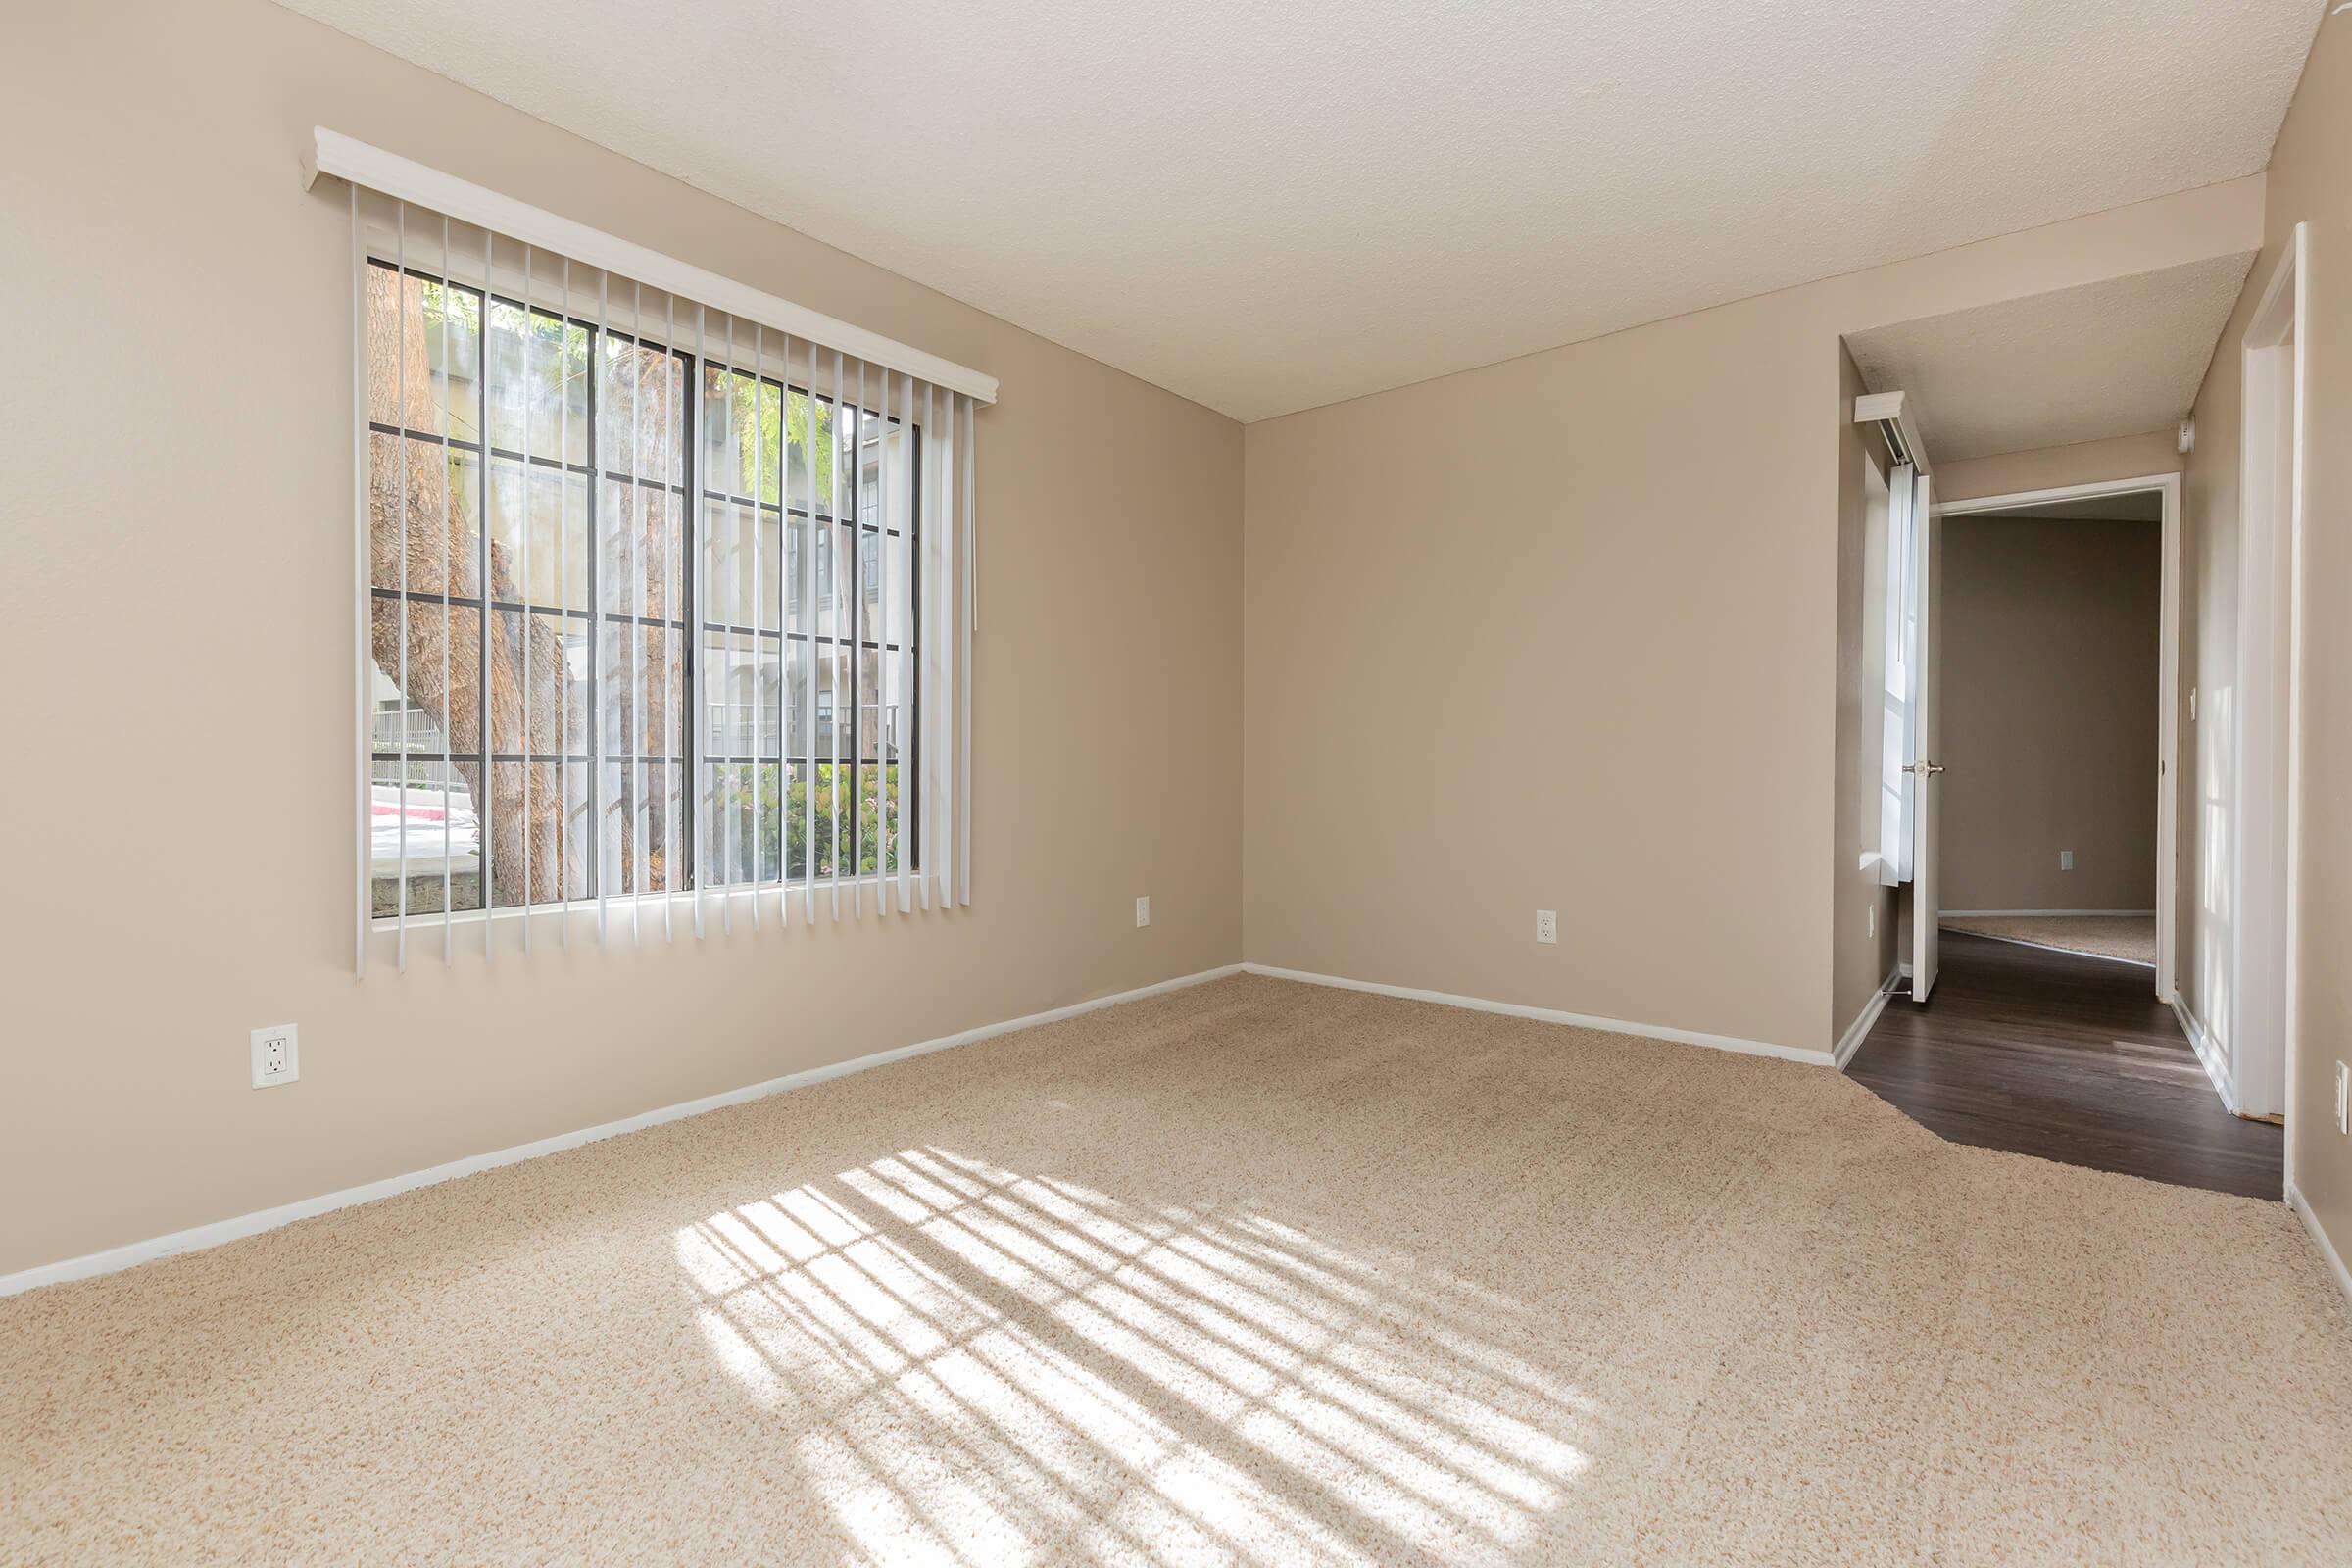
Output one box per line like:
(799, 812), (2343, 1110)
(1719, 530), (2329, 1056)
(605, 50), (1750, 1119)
(1854, 391), (1939, 1002)
(1908, 468), (1942, 1002)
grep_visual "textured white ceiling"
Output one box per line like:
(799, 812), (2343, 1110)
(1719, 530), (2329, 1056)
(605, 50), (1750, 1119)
(274, 0), (2319, 421)
(1847, 253), (2256, 462)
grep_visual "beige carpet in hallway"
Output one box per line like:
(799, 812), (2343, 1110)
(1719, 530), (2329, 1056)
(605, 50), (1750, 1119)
(1940, 913), (2157, 967)
(5, 974), (2348, 1565)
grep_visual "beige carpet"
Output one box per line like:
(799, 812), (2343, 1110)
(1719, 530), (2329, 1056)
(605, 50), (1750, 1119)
(1940, 914), (2158, 967)
(5, 975), (2348, 1565)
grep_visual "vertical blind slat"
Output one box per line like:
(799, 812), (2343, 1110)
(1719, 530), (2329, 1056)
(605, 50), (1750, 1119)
(830, 350), (845, 922)
(560, 258), (575, 950)
(592, 268), (610, 948)
(480, 225), (496, 960)
(803, 338), (820, 925)
(919, 379), (936, 911)
(897, 371), (914, 916)
(959, 392), (974, 904)
(692, 305), (710, 941)
(664, 289), (682, 942)
(394, 206), (411, 970)
(877, 368), (893, 915)
(926, 387), (945, 911)
(750, 323), (766, 930)
(718, 314), (736, 935)
(520, 243), (536, 956)
(630, 282), (648, 944)
(351, 182), (371, 975)
(785, 331), (804, 921)
(854, 358), (867, 921)
(438, 217), (456, 962)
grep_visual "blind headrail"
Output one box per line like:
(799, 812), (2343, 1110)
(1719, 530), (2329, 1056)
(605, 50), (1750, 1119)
(303, 127), (1000, 407)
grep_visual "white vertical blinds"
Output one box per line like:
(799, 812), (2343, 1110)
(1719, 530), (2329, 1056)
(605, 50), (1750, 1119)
(1879, 459), (1922, 886)
(346, 179), (980, 971)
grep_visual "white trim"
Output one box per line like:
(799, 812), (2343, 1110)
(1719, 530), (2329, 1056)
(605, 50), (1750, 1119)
(2286, 1184), (2352, 1306)
(2173, 996), (2239, 1117)
(1938, 908), (2156, 917)
(349, 185), (370, 978)
(1944, 928), (2153, 968)
(1240, 964), (1835, 1067)
(304, 127), (999, 406)
(1834, 964), (1904, 1070)
(1934, 471), (2182, 1004)
(1931, 476), (2178, 516)
(2230, 225), (2306, 1126)
(0, 963), (1241, 1298)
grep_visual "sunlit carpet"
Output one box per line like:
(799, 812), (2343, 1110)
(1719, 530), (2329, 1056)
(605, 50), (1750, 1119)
(1940, 914), (2158, 967)
(5, 974), (2349, 1565)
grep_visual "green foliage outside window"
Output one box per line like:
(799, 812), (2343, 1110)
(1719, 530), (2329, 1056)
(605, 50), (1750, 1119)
(719, 763), (904, 883)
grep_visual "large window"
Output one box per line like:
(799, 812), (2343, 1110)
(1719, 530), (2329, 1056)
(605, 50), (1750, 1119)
(364, 259), (919, 923)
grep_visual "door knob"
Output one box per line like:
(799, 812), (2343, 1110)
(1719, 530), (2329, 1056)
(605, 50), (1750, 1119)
(1910, 760), (1945, 776)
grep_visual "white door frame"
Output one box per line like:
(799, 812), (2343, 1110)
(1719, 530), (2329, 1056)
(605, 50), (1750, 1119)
(1932, 471), (2183, 1004)
(2231, 224), (2307, 1135)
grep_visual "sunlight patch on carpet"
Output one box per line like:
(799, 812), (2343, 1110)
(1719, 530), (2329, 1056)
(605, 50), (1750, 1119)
(675, 1148), (1594, 1565)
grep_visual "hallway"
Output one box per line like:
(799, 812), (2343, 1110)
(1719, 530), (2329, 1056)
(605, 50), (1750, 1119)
(1847, 931), (2282, 1199)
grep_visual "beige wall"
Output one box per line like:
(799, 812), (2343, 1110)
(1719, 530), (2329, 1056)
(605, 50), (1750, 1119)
(1936, 430), (2181, 505)
(2181, 7), (2352, 1239)
(1832, 347), (1901, 1042)
(1244, 175), (2260, 1054)
(1938, 516), (2161, 912)
(0, 1), (1243, 1277)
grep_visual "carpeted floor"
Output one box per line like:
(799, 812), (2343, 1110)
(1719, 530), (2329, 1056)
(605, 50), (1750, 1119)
(5, 974), (2349, 1565)
(1940, 914), (2157, 967)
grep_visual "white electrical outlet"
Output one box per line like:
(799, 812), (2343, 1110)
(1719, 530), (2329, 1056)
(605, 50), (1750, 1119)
(2059, 850), (2074, 871)
(251, 1024), (299, 1089)
(2190, 687), (2198, 722)
(1868, 906), (1877, 939)
(2336, 1060), (2349, 1137)
(1535, 909), (1558, 945)
(1135, 896), (1151, 928)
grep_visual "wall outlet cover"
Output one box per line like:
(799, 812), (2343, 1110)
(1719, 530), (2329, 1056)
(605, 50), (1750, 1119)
(1535, 909), (1558, 945)
(2336, 1060), (2349, 1137)
(251, 1024), (299, 1089)
(1135, 896), (1151, 928)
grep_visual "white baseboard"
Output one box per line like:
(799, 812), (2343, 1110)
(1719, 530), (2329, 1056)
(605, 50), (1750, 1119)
(1938, 908), (2156, 917)
(1833, 964), (1904, 1071)
(1239, 963), (1834, 1067)
(0, 963), (1246, 1299)
(2172, 996), (2239, 1116)
(2287, 1183), (2352, 1308)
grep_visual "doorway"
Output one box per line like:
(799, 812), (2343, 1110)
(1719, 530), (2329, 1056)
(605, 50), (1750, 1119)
(1933, 474), (2181, 1002)
(1845, 466), (2284, 1197)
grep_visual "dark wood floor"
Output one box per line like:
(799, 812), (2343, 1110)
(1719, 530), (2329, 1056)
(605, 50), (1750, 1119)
(1847, 931), (2283, 1199)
